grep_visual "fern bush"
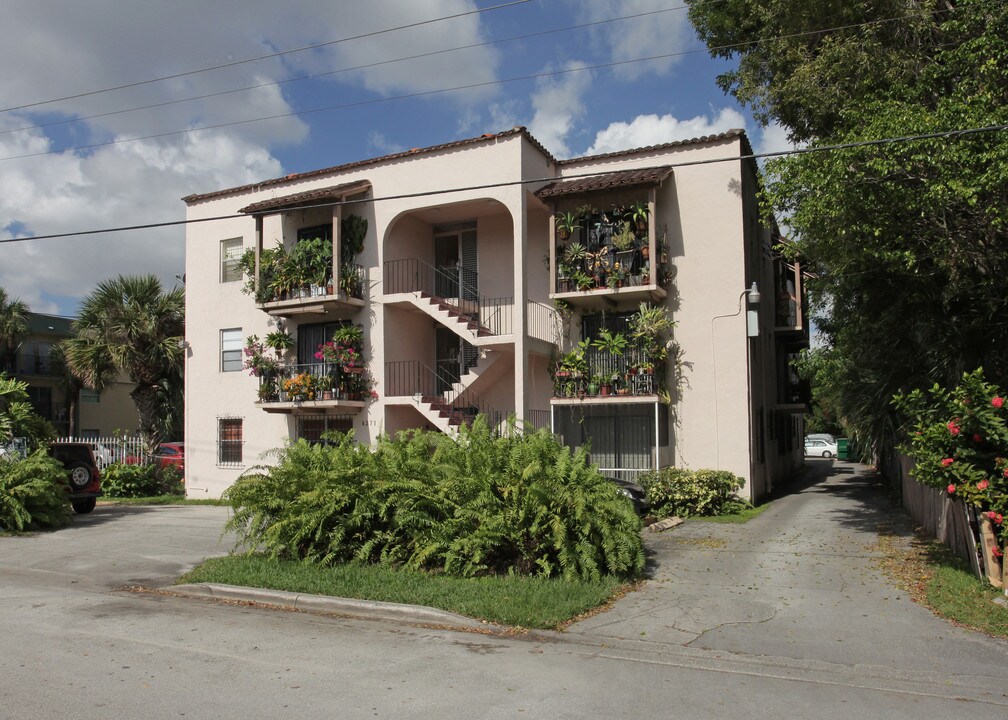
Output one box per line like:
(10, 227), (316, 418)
(102, 463), (184, 498)
(640, 468), (748, 518)
(224, 419), (644, 581)
(0, 451), (71, 531)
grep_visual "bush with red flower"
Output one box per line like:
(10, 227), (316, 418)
(895, 368), (1008, 548)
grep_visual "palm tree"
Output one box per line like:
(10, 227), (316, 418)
(0, 287), (29, 373)
(62, 275), (184, 454)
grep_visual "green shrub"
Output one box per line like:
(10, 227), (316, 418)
(0, 450), (71, 531)
(225, 418), (644, 581)
(102, 463), (184, 498)
(640, 467), (748, 518)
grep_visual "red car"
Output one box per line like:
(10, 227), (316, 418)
(154, 442), (185, 475)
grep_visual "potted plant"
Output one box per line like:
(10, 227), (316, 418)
(555, 211), (581, 242)
(574, 270), (594, 292)
(593, 328), (628, 357)
(563, 241), (587, 271)
(612, 221), (635, 253)
(628, 200), (649, 233)
(340, 214), (367, 265)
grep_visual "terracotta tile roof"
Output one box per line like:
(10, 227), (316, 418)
(237, 180), (372, 215)
(182, 127), (555, 205)
(534, 166), (673, 199)
(559, 129), (751, 166)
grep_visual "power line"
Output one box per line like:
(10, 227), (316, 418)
(3, 122), (1005, 244)
(0, 4), (694, 138)
(0, 7), (964, 164)
(0, 0), (532, 114)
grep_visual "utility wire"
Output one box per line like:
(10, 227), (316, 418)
(3, 122), (1005, 244)
(0, 7), (973, 164)
(0, 0), (532, 114)
(0, 3), (695, 138)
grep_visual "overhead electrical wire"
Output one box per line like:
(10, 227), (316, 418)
(2, 122), (1005, 244)
(0, 6), (972, 164)
(0, 3), (696, 138)
(0, 0), (533, 114)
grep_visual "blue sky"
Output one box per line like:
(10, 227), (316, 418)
(0, 1), (789, 317)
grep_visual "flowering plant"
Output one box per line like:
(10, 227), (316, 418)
(315, 341), (361, 370)
(282, 372), (318, 400)
(243, 335), (281, 377)
(895, 368), (1008, 547)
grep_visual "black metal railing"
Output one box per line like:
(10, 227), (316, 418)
(524, 409), (551, 431)
(384, 257), (513, 336)
(553, 347), (661, 398)
(257, 361), (373, 403)
(555, 245), (653, 293)
(385, 359), (502, 429)
(527, 300), (562, 345)
(16, 352), (58, 376)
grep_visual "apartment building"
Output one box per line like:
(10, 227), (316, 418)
(182, 127), (808, 500)
(2, 312), (139, 437)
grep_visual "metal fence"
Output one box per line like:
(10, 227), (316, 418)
(56, 435), (149, 468)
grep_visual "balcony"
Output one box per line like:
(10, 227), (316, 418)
(255, 264), (367, 321)
(773, 257), (809, 351)
(551, 346), (662, 404)
(255, 362), (371, 415)
(777, 378), (811, 412)
(548, 201), (670, 310)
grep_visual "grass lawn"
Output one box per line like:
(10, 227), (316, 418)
(99, 496), (228, 506)
(874, 520), (1008, 638)
(176, 554), (630, 630)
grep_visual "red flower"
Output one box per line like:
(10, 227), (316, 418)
(993, 513), (1004, 525)
(941, 458), (954, 467)
(947, 484), (956, 495)
(947, 420), (961, 435)
(993, 545), (1004, 558)
(993, 396), (1004, 409)
(973, 433), (984, 444)
(978, 480), (989, 491)
(1003, 468), (1008, 479)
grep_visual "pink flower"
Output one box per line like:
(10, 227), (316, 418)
(993, 396), (1004, 409)
(1003, 468), (1008, 479)
(994, 545), (1004, 558)
(978, 480), (989, 491)
(941, 458), (954, 467)
(947, 420), (961, 436)
(947, 484), (956, 495)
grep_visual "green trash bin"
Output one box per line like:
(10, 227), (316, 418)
(837, 438), (849, 460)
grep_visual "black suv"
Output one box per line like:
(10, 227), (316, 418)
(47, 443), (102, 514)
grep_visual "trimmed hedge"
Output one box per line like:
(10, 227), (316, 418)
(639, 467), (749, 518)
(102, 463), (184, 498)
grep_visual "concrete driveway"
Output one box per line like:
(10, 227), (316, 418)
(568, 459), (1008, 697)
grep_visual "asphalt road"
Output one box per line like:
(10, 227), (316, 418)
(2, 462), (1007, 719)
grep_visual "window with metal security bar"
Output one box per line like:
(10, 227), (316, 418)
(553, 404), (658, 474)
(221, 328), (243, 372)
(220, 237), (243, 283)
(296, 415), (354, 444)
(217, 418), (243, 466)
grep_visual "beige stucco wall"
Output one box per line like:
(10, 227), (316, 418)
(78, 380), (140, 437)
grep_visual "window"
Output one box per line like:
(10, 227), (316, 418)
(296, 415), (353, 444)
(217, 418), (243, 466)
(297, 224), (332, 243)
(221, 328), (243, 372)
(80, 388), (100, 403)
(221, 238), (243, 283)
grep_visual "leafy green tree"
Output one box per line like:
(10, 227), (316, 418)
(0, 375), (55, 447)
(687, 0), (1008, 452)
(62, 275), (184, 454)
(0, 287), (29, 372)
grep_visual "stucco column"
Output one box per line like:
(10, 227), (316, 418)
(513, 190), (528, 425)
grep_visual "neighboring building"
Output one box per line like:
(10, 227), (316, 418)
(182, 127), (809, 500)
(1, 312), (139, 437)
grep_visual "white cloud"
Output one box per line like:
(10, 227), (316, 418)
(756, 121), (802, 159)
(584, 108), (747, 156)
(527, 63), (594, 158)
(0, 1), (503, 314)
(565, 0), (691, 80)
(367, 131), (406, 155)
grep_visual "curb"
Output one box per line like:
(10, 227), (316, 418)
(169, 583), (490, 630)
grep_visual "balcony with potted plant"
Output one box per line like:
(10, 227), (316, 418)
(238, 213), (369, 321)
(547, 200), (669, 309)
